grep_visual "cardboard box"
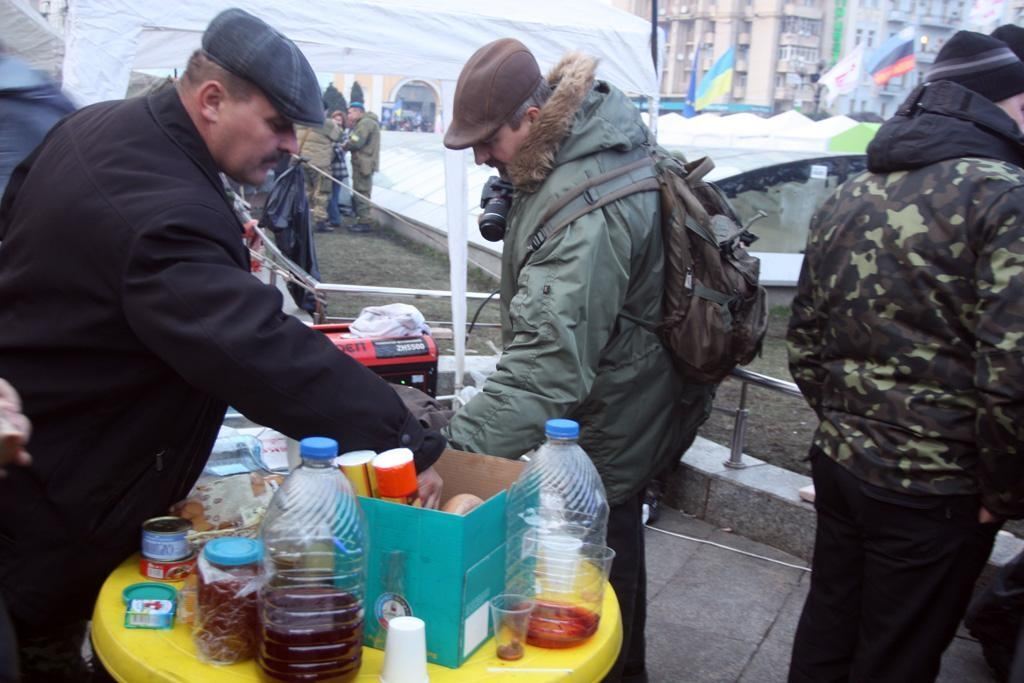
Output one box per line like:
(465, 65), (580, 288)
(360, 449), (523, 668)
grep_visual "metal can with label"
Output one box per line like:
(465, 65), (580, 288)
(141, 516), (192, 562)
(140, 552), (196, 582)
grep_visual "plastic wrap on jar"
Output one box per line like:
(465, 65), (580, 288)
(193, 538), (264, 665)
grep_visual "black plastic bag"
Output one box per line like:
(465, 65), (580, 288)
(259, 164), (321, 313)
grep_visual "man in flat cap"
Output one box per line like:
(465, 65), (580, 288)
(787, 30), (1024, 682)
(441, 38), (713, 683)
(0, 9), (444, 680)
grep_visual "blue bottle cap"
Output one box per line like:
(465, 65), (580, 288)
(545, 418), (579, 439)
(203, 537), (264, 566)
(122, 582), (178, 606)
(300, 436), (339, 460)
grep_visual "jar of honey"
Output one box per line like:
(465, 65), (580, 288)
(194, 537), (263, 665)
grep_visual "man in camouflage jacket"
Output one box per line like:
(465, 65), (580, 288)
(787, 31), (1024, 682)
(343, 101), (380, 233)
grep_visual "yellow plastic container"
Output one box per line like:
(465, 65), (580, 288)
(92, 554), (622, 682)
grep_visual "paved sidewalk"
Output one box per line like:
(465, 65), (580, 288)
(643, 509), (997, 683)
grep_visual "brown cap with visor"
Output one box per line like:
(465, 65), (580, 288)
(444, 38), (544, 150)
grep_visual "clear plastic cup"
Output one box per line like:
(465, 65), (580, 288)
(515, 532), (616, 649)
(489, 594), (535, 661)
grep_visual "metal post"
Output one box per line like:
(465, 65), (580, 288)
(724, 381), (750, 469)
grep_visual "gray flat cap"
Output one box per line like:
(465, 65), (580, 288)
(202, 8), (323, 126)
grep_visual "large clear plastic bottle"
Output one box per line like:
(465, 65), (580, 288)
(257, 437), (366, 683)
(504, 419), (609, 589)
(504, 419), (612, 649)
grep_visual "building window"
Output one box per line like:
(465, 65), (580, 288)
(855, 29), (863, 46)
(867, 30), (876, 47)
(782, 17), (823, 36)
(778, 45), (820, 63)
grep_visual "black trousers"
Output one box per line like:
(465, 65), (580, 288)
(603, 491), (647, 683)
(966, 549), (1024, 681)
(789, 451), (999, 683)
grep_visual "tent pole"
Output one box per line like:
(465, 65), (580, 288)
(441, 78), (467, 394)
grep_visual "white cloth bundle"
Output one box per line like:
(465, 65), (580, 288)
(349, 303), (430, 338)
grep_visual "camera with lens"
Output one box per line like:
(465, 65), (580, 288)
(478, 176), (515, 242)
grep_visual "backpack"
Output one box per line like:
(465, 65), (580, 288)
(525, 146), (768, 384)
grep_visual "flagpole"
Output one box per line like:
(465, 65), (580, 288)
(649, 0), (660, 139)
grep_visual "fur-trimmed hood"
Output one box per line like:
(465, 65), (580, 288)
(507, 52), (649, 192)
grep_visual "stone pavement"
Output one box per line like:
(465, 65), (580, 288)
(643, 508), (997, 683)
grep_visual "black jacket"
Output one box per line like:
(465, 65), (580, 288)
(868, 80), (1024, 172)
(0, 88), (443, 623)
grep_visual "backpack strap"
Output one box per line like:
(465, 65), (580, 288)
(525, 148), (661, 257)
(682, 156), (715, 183)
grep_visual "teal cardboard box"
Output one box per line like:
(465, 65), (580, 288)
(360, 449), (523, 668)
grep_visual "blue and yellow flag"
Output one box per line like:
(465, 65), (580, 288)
(683, 46), (700, 118)
(695, 47), (735, 111)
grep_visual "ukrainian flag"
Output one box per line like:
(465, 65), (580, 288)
(695, 47), (735, 111)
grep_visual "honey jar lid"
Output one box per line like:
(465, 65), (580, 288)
(122, 582), (178, 605)
(204, 537), (264, 566)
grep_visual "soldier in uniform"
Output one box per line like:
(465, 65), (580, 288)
(344, 100), (381, 233)
(787, 31), (1024, 682)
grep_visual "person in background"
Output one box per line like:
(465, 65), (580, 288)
(0, 9), (444, 681)
(343, 100), (381, 233)
(0, 42), (75, 197)
(324, 108), (355, 230)
(960, 25), (1024, 683)
(441, 39), (713, 683)
(297, 110), (343, 232)
(787, 31), (1024, 683)
(0, 379), (28, 683)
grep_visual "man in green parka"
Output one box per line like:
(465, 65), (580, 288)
(344, 101), (380, 233)
(442, 39), (712, 683)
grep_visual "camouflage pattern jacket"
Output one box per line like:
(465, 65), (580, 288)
(346, 112), (380, 177)
(788, 81), (1024, 518)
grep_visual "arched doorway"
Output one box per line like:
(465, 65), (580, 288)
(389, 79), (439, 132)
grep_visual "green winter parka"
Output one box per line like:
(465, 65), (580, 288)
(443, 52), (712, 505)
(347, 111), (380, 177)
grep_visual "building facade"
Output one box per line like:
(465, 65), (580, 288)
(615, 0), (1024, 116)
(616, 0), (828, 114)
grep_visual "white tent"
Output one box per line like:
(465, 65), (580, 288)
(0, 0), (64, 78)
(61, 0), (660, 390)
(772, 115), (859, 152)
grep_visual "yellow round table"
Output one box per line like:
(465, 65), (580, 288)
(92, 555), (622, 682)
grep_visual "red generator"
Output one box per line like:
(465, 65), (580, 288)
(314, 323), (439, 397)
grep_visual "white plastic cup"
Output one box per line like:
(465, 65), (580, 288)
(285, 437), (301, 471)
(379, 616), (429, 683)
(536, 533), (583, 593)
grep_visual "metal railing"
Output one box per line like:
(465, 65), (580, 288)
(716, 367), (802, 469)
(250, 239), (803, 468)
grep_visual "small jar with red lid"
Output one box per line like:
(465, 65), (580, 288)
(194, 536), (263, 665)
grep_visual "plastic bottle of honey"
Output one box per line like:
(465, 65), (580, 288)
(504, 419), (612, 649)
(257, 437), (366, 682)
